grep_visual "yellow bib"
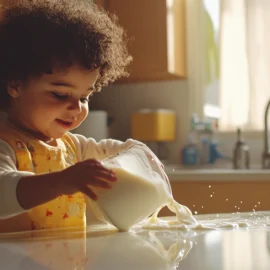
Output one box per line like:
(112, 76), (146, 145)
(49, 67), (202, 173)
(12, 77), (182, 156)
(0, 126), (86, 233)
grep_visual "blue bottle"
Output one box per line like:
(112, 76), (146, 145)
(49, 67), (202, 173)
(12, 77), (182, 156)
(209, 141), (226, 164)
(182, 135), (199, 165)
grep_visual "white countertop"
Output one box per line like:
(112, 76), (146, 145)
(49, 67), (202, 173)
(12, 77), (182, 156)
(165, 164), (270, 181)
(1, 212), (270, 269)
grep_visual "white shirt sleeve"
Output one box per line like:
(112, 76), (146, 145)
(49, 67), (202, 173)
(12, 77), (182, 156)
(0, 139), (34, 219)
(69, 133), (145, 161)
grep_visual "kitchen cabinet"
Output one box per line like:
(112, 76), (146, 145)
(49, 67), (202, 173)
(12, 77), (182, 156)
(94, 0), (105, 8)
(103, 0), (187, 82)
(159, 181), (270, 217)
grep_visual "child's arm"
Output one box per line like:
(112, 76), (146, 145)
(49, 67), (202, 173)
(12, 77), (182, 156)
(69, 133), (145, 161)
(0, 140), (34, 218)
(16, 159), (117, 211)
(0, 140), (117, 218)
(69, 133), (166, 173)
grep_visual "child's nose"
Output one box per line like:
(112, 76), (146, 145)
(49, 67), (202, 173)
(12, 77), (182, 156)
(67, 99), (82, 113)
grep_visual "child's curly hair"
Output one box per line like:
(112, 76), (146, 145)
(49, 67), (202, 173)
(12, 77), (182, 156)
(0, 0), (132, 110)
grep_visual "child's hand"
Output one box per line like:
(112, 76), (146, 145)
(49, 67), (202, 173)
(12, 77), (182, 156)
(61, 159), (117, 201)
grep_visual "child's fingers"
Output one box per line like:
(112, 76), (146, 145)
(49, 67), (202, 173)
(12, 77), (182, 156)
(86, 178), (112, 189)
(90, 170), (117, 182)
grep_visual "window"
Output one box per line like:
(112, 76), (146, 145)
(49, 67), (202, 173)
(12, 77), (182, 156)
(202, 0), (270, 131)
(203, 0), (220, 121)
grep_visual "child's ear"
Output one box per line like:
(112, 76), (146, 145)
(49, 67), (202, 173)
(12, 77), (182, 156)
(7, 81), (20, 98)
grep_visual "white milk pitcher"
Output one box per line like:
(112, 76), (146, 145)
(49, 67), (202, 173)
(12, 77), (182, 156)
(88, 144), (172, 231)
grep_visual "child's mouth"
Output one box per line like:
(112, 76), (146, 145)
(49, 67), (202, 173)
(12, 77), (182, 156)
(55, 119), (73, 128)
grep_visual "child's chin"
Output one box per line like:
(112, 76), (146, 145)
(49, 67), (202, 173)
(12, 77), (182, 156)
(50, 131), (67, 139)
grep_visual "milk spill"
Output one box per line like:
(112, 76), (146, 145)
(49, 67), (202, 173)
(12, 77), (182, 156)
(138, 198), (270, 231)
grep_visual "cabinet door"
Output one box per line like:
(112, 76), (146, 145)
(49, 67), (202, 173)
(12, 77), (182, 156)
(159, 181), (270, 217)
(106, 0), (187, 82)
(94, 0), (106, 8)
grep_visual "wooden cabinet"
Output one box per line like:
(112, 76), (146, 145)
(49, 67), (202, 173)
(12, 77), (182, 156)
(104, 0), (187, 82)
(159, 181), (270, 217)
(94, 0), (106, 8)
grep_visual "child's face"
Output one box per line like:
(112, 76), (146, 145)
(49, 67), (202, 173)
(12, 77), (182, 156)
(8, 65), (99, 140)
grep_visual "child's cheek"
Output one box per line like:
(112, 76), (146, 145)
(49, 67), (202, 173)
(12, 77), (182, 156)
(78, 106), (89, 122)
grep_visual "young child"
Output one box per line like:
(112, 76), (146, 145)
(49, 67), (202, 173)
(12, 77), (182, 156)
(0, 0), (162, 233)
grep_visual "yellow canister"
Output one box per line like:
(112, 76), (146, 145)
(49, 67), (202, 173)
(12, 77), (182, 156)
(131, 109), (176, 142)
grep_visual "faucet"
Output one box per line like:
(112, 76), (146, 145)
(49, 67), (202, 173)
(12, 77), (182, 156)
(262, 99), (270, 168)
(233, 128), (250, 169)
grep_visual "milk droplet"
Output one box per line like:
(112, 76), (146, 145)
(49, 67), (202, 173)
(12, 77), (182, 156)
(235, 206), (237, 208)
(210, 195), (213, 198)
(193, 205), (195, 207)
(201, 206), (204, 209)
(253, 209), (256, 212)
(255, 205), (257, 208)
(226, 199), (229, 201)
(209, 185), (211, 188)
(172, 169), (175, 172)
(240, 201), (243, 204)
(194, 211), (198, 214)
(213, 192), (215, 194)
(238, 207), (240, 210)
(258, 202), (261, 204)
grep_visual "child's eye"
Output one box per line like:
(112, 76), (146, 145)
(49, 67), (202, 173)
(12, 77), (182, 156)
(52, 92), (68, 100)
(80, 97), (89, 103)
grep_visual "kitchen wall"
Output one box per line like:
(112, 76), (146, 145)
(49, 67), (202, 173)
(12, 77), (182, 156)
(91, 80), (189, 164)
